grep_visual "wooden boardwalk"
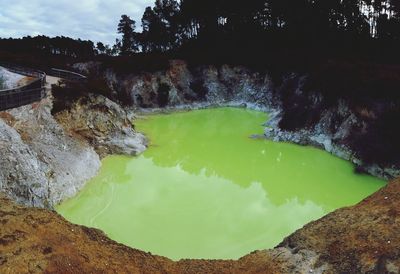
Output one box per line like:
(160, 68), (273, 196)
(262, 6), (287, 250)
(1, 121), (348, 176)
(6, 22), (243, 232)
(0, 65), (85, 111)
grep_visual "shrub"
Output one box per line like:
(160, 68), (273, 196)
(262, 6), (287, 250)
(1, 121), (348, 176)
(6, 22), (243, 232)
(51, 81), (86, 114)
(51, 76), (115, 114)
(157, 83), (170, 107)
(190, 80), (208, 99)
(349, 109), (400, 166)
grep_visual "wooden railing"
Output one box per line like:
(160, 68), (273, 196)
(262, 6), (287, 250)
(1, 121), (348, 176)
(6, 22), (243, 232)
(51, 68), (87, 81)
(0, 64), (88, 111)
(0, 64), (46, 111)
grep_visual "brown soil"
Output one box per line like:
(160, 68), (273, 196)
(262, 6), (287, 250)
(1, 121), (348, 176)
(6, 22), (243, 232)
(1, 179), (400, 273)
(16, 76), (35, 87)
(280, 179), (400, 273)
(0, 194), (282, 274)
(0, 112), (16, 127)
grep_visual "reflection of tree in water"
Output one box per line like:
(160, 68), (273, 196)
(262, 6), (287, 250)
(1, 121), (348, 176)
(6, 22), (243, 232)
(137, 108), (385, 209)
(58, 109), (386, 260)
(59, 155), (327, 260)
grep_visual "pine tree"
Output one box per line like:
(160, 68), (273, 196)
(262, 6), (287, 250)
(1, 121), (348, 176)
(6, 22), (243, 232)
(117, 15), (137, 55)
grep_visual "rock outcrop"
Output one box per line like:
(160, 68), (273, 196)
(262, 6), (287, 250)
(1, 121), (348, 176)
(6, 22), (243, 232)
(0, 73), (147, 208)
(263, 74), (400, 180)
(54, 94), (147, 158)
(0, 96), (101, 208)
(76, 60), (278, 111)
(75, 60), (399, 179)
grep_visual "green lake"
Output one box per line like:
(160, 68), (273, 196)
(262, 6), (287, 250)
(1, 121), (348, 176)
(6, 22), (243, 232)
(56, 107), (386, 260)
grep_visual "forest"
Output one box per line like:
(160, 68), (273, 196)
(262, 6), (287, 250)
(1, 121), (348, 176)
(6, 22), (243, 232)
(1, 0), (400, 64)
(117, 0), (400, 57)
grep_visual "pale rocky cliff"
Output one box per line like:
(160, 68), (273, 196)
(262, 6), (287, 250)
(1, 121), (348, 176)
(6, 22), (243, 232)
(75, 60), (278, 110)
(0, 97), (101, 208)
(0, 72), (147, 208)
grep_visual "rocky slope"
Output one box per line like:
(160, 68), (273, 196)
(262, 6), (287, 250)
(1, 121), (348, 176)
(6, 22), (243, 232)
(1, 178), (399, 273)
(0, 97), (100, 208)
(54, 94), (147, 158)
(0, 73), (147, 208)
(280, 179), (400, 273)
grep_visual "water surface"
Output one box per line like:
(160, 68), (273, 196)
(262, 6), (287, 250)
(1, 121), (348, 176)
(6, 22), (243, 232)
(57, 108), (385, 260)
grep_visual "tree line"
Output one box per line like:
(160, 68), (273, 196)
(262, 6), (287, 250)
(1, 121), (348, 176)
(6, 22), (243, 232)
(0, 36), (96, 58)
(2, 0), (400, 62)
(113, 0), (400, 56)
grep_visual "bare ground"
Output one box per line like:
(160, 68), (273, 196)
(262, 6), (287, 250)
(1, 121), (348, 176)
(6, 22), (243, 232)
(1, 179), (399, 273)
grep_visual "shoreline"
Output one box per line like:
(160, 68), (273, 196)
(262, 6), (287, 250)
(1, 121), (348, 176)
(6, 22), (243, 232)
(132, 101), (395, 181)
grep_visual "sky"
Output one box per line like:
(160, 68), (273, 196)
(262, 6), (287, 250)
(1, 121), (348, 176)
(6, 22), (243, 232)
(0, 0), (153, 45)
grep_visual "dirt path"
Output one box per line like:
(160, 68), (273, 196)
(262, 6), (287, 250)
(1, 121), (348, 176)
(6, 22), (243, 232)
(46, 75), (61, 87)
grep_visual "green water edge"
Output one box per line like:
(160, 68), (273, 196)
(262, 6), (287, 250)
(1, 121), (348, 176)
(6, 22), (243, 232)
(56, 107), (386, 261)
